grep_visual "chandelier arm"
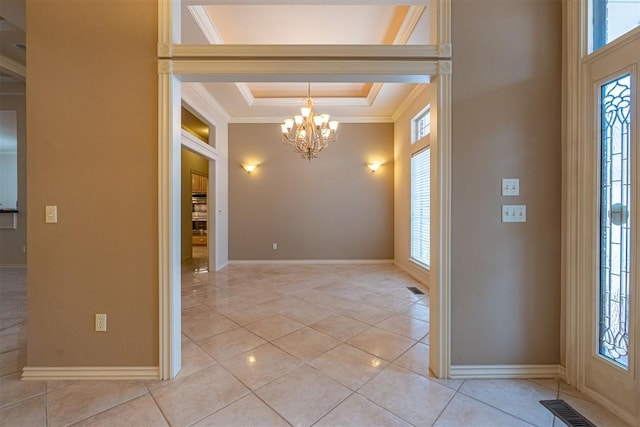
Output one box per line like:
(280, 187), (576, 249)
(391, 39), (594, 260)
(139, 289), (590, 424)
(280, 86), (338, 161)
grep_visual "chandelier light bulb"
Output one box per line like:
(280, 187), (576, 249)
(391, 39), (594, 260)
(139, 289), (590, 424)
(280, 83), (339, 161)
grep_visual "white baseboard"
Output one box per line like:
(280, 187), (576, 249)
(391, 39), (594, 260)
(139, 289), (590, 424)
(228, 259), (395, 265)
(394, 260), (430, 287)
(450, 364), (565, 380)
(22, 366), (159, 381)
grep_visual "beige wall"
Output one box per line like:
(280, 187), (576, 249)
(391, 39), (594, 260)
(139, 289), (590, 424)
(0, 88), (26, 266)
(451, 0), (562, 365)
(229, 123), (394, 260)
(181, 148), (208, 261)
(26, 1), (158, 366)
(394, 86), (431, 285)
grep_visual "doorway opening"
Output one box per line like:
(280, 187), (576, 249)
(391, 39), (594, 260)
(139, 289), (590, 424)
(181, 150), (210, 271)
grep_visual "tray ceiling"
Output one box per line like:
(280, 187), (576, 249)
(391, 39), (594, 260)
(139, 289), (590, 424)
(182, 2), (431, 122)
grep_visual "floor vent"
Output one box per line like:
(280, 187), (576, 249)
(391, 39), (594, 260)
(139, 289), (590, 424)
(540, 400), (596, 427)
(407, 286), (424, 295)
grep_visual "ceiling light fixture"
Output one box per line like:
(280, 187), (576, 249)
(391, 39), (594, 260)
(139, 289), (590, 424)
(280, 83), (339, 161)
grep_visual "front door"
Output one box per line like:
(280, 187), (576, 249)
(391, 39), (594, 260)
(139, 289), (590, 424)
(583, 33), (640, 421)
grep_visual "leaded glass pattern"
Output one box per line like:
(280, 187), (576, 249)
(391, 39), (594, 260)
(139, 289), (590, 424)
(599, 74), (632, 368)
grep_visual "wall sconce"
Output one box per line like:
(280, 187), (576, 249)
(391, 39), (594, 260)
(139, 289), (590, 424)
(367, 162), (382, 173)
(242, 164), (258, 173)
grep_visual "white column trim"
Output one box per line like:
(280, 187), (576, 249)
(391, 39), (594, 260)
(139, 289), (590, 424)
(157, 0), (179, 57)
(157, 0), (453, 381)
(157, 68), (181, 380)
(563, 0), (582, 389)
(171, 44), (442, 60)
(430, 67), (452, 379)
(172, 59), (435, 83)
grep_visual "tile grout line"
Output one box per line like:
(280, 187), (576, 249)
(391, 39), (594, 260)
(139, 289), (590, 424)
(428, 388), (457, 426)
(63, 383), (148, 427)
(144, 381), (174, 426)
(455, 386), (548, 426)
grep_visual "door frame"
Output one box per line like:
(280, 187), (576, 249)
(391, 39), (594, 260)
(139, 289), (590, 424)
(564, 1), (640, 424)
(156, 0), (453, 380)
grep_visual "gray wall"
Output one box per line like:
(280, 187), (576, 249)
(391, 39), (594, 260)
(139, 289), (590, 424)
(451, 0), (562, 365)
(229, 123), (394, 260)
(0, 88), (26, 266)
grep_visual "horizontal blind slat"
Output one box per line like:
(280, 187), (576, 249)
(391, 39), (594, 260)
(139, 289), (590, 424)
(411, 147), (430, 268)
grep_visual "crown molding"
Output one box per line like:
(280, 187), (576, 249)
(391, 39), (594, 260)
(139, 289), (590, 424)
(188, 5), (223, 44)
(228, 259), (394, 265)
(229, 116), (393, 124)
(392, 83), (428, 121)
(182, 82), (231, 122)
(394, 6), (427, 45)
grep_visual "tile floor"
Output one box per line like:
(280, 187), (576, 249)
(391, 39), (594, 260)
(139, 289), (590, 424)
(0, 263), (631, 426)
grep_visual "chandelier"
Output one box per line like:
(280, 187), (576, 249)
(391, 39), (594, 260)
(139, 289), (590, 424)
(280, 84), (339, 161)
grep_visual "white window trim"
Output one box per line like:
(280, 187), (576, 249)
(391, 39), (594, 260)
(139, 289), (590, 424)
(412, 104), (431, 145)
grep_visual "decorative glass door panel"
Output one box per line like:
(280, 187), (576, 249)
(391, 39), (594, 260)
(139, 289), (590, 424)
(583, 33), (639, 422)
(599, 74), (632, 368)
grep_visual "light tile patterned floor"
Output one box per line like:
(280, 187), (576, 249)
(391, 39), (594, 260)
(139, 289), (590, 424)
(0, 263), (631, 426)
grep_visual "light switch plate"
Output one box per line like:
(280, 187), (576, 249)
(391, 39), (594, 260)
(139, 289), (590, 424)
(502, 179), (520, 196)
(45, 206), (57, 223)
(502, 205), (526, 223)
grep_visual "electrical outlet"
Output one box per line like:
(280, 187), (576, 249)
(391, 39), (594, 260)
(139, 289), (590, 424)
(95, 313), (107, 332)
(272, 243), (278, 250)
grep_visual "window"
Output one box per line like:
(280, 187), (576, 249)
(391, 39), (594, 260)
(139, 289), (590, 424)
(412, 106), (431, 144)
(591, 0), (640, 52)
(411, 147), (430, 268)
(599, 74), (632, 368)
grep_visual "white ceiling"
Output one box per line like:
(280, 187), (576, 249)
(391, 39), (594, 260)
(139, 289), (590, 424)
(182, 2), (431, 122)
(0, 1), (431, 122)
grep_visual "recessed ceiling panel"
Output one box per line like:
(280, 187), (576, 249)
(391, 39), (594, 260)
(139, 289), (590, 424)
(205, 5), (400, 44)
(247, 82), (372, 99)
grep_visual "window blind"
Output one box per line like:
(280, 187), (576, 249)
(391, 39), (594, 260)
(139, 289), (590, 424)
(411, 147), (430, 268)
